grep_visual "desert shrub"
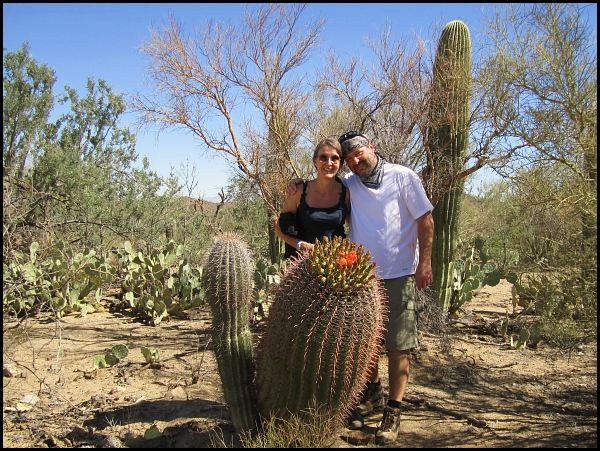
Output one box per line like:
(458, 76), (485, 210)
(239, 407), (339, 448)
(3, 241), (114, 318)
(512, 271), (596, 349)
(461, 171), (596, 349)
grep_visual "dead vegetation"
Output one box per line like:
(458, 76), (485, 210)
(3, 281), (597, 448)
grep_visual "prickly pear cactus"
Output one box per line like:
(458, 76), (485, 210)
(255, 236), (386, 423)
(203, 233), (258, 432)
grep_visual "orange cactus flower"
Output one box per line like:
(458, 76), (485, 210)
(337, 251), (358, 268)
(346, 251), (358, 265)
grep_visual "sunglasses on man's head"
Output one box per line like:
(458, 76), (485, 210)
(338, 131), (367, 144)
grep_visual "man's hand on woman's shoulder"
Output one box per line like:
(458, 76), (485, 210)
(286, 178), (304, 196)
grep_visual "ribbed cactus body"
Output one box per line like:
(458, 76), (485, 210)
(427, 20), (472, 311)
(203, 233), (257, 432)
(255, 236), (386, 423)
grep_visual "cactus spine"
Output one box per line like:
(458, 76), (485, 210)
(425, 20), (472, 311)
(203, 233), (258, 432)
(255, 236), (386, 423)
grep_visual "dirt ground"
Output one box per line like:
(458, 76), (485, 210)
(3, 280), (597, 448)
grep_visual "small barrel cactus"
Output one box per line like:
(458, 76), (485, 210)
(203, 233), (258, 432)
(255, 236), (386, 423)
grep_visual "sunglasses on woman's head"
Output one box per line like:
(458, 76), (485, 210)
(318, 155), (341, 163)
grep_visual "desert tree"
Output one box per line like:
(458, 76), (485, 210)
(475, 3), (596, 278)
(3, 46), (177, 259)
(30, 78), (178, 253)
(132, 4), (324, 262)
(3, 43), (56, 180)
(314, 25), (429, 168)
(475, 4), (596, 178)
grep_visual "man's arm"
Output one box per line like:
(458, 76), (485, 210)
(415, 211), (434, 290)
(286, 178), (304, 196)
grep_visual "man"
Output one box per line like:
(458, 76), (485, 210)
(288, 131), (434, 444)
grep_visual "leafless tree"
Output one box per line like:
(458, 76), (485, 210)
(132, 4), (323, 260)
(313, 24), (432, 172)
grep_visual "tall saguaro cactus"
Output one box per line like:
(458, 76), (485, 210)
(203, 233), (258, 432)
(424, 20), (472, 311)
(265, 105), (292, 264)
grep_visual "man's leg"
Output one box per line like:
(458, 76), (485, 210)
(375, 276), (418, 444)
(347, 289), (390, 430)
(388, 349), (410, 402)
(347, 351), (383, 429)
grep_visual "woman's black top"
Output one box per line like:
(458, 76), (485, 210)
(279, 180), (349, 259)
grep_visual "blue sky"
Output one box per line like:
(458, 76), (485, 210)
(3, 3), (596, 199)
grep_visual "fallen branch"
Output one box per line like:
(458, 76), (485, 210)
(452, 336), (505, 346)
(403, 394), (488, 428)
(482, 361), (519, 370)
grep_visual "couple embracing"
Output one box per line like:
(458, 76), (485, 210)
(274, 131), (434, 444)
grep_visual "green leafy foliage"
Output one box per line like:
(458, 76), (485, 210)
(3, 43), (56, 179)
(508, 272), (596, 350)
(3, 241), (114, 318)
(3, 46), (181, 265)
(114, 240), (204, 325)
(460, 174), (596, 348)
(511, 272), (595, 321)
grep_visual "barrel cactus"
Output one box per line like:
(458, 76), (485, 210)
(424, 20), (472, 312)
(255, 236), (386, 423)
(203, 233), (258, 432)
(204, 234), (386, 434)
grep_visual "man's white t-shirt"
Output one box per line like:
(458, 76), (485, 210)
(343, 162), (433, 279)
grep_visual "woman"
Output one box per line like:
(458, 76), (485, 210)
(275, 138), (350, 259)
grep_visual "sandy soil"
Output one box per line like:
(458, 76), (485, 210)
(3, 280), (597, 448)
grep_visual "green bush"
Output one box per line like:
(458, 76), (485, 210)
(511, 271), (596, 349)
(3, 241), (114, 318)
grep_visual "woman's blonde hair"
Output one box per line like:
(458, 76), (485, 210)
(312, 138), (344, 168)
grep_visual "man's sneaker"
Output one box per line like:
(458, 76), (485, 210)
(375, 405), (401, 445)
(355, 381), (384, 416)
